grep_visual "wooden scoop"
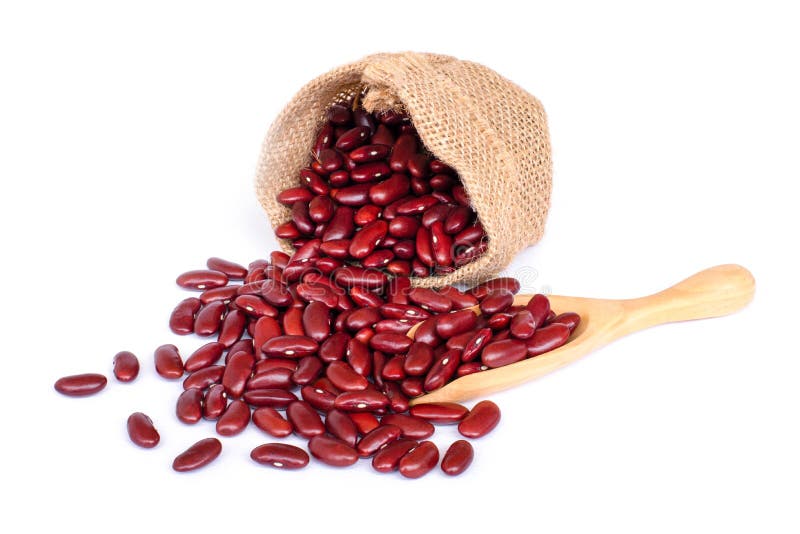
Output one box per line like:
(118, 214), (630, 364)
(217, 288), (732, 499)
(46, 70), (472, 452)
(406, 264), (755, 405)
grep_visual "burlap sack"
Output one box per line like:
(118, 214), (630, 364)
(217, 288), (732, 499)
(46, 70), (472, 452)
(255, 52), (552, 288)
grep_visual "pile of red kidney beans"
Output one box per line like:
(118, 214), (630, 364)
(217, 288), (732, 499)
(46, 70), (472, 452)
(53, 105), (580, 478)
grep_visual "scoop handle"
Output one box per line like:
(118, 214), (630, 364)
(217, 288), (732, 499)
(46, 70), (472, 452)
(623, 264), (755, 330)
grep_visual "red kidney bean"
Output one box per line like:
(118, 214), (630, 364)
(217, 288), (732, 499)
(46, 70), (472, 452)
(254, 358), (297, 374)
(260, 280), (292, 307)
(322, 206), (355, 241)
(112, 351), (139, 382)
(445, 331), (475, 351)
(318, 409), (357, 448)
(349, 220), (388, 259)
(300, 169), (331, 194)
(372, 351), (387, 388)
(350, 161), (390, 183)
(488, 311), (513, 330)
(402, 342), (433, 376)
(203, 384), (227, 419)
(199, 285), (240, 304)
(251, 443), (309, 469)
(398, 441), (439, 479)
(458, 400), (501, 438)
(510, 310), (537, 339)
(326, 360), (369, 391)
(318, 149), (343, 173)
(333, 266), (388, 290)
(301, 385), (336, 412)
(354, 204), (381, 226)
(370, 173), (410, 206)
(176, 388), (203, 424)
(327, 104), (351, 124)
(252, 407), (293, 437)
(183, 365), (224, 390)
(320, 238), (351, 258)
(345, 307), (381, 331)
(194, 301), (226, 336)
(220, 350), (253, 399)
(282, 307), (304, 336)
(471, 277), (521, 300)
(126, 412), (160, 448)
(480, 289), (514, 315)
(348, 287), (383, 309)
(413, 319), (441, 347)
(334, 390), (390, 412)
(525, 323), (571, 357)
(278, 186), (314, 205)
(228, 338), (254, 360)
(243, 388), (298, 408)
(382, 381), (410, 413)
(301, 301), (331, 342)
(291, 356), (322, 385)
(406, 152), (429, 177)
(238, 280), (266, 296)
(362, 249), (394, 268)
(357, 424), (402, 457)
(253, 316), (281, 359)
(345, 339), (371, 376)
(247, 368), (293, 391)
(380, 414), (434, 439)
(375, 319), (414, 334)
(308, 435), (358, 467)
(169, 297), (201, 335)
(275, 221), (301, 239)
(308, 195), (335, 223)
(216, 400), (251, 436)
(409, 403), (468, 426)
(350, 143), (391, 163)
(424, 349), (461, 392)
(551, 312), (581, 332)
(318, 332), (349, 363)
(206, 257), (247, 279)
(261, 335), (318, 359)
(415, 226), (435, 267)
(172, 437), (222, 472)
(457, 361), (488, 377)
(481, 339), (527, 368)
(453, 223), (484, 247)
(372, 439), (418, 473)
(53, 373), (107, 397)
(286, 401), (325, 439)
(401, 377), (425, 398)
(408, 288), (452, 313)
(441, 440), (473, 476)
(461, 328), (493, 362)
(437, 286), (478, 309)
(381, 355), (406, 381)
(184, 342), (225, 372)
(392, 242), (416, 262)
(154, 344), (184, 379)
(436, 309), (478, 338)
(369, 333), (412, 354)
(176, 270), (228, 290)
(525, 294), (551, 328)
(443, 206), (471, 234)
(331, 183), (371, 206)
(398, 195), (439, 216)
(430, 221), (453, 266)
(420, 203), (451, 228)
(217, 309), (246, 347)
(234, 295), (277, 318)
(335, 125), (371, 151)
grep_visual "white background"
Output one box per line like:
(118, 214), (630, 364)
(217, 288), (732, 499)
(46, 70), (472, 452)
(1, 1), (798, 532)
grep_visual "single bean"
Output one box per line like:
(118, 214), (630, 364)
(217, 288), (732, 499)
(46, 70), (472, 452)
(176, 270), (228, 290)
(251, 443), (309, 469)
(292, 356), (323, 386)
(334, 390), (390, 412)
(525, 323), (571, 357)
(458, 400), (501, 438)
(424, 349), (461, 392)
(54, 373), (107, 397)
(441, 440), (474, 476)
(510, 310), (537, 339)
(461, 328), (493, 362)
(176, 388), (204, 424)
(127, 412), (160, 448)
(216, 400), (251, 436)
(369, 333), (412, 354)
(203, 384), (227, 420)
(169, 297), (201, 335)
(221, 350), (254, 398)
(113, 351), (139, 382)
(308, 435), (358, 467)
(242, 388), (298, 408)
(481, 339), (528, 368)
(409, 402), (469, 423)
(194, 301), (226, 336)
(172, 438), (222, 472)
(261, 335), (318, 359)
(326, 360), (369, 392)
(399, 441), (439, 479)
(183, 365), (224, 390)
(286, 401), (325, 438)
(184, 342), (225, 372)
(252, 407), (293, 437)
(381, 414), (434, 439)
(357, 424), (402, 457)
(436, 309), (478, 338)
(372, 439), (419, 473)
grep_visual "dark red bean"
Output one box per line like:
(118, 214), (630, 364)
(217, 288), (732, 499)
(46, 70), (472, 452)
(243, 388), (298, 408)
(169, 297), (201, 335)
(458, 400), (501, 438)
(308, 195), (335, 223)
(333, 266), (388, 290)
(334, 390), (390, 412)
(261, 335), (318, 359)
(183, 365), (224, 390)
(200, 285), (242, 304)
(346, 339), (371, 376)
(300, 168), (330, 195)
(254, 358), (297, 374)
(399, 441), (439, 479)
(413, 319), (441, 346)
(355, 424), (400, 457)
(443, 206), (471, 234)
(322, 206), (355, 241)
(319, 239), (352, 258)
(331, 183), (371, 206)
(275, 221), (301, 239)
(221, 350), (253, 398)
(349, 287), (384, 308)
(471, 277), (521, 300)
(415, 226), (435, 267)
(369, 173), (410, 206)
(300, 301), (330, 343)
(481, 339), (527, 368)
(247, 368), (293, 391)
(510, 310), (537, 339)
(217, 309), (246, 347)
(234, 295), (278, 318)
(456, 362), (487, 377)
(401, 377), (425, 398)
(407, 153), (429, 178)
(375, 319), (414, 334)
(381, 355), (406, 381)
(437, 286), (478, 309)
(403, 342), (434, 376)
(436, 309), (478, 338)
(350, 144), (391, 163)
(206, 257), (247, 279)
(283, 307), (305, 336)
(461, 328), (493, 362)
(420, 203), (452, 230)
(480, 289), (515, 315)
(292, 356), (323, 386)
(366, 333), (410, 354)
(389, 134), (417, 172)
(286, 401), (325, 438)
(127, 412), (160, 448)
(53, 373), (107, 397)
(525, 323), (571, 357)
(176, 388), (203, 424)
(301, 385), (336, 412)
(408, 287), (452, 313)
(176, 270), (228, 290)
(184, 342), (225, 372)
(488, 312), (513, 330)
(441, 440), (473, 476)
(194, 301), (226, 336)
(446, 331), (475, 351)
(399, 195), (440, 216)
(372, 439), (418, 473)
(335, 125), (371, 151)
(318, 332), (349, 363)
(318, 149), (343, 173)
(525, 294), (551, 328)
(308, 435), (358, 467)
(349, 220), (388, 259)
(351, 161), (391, 183)
(253, 316), (281, 358)
(327, 104), (351, 124)
(113, 351), (139, 382)
(389, 219), (419, 243)
(430, 221), (453, 266)
(380, 303), (430, 321)
(381, 414), (434, 439)
(325, 409), (359, 447)
(216, 400), (251, 436)
(551, 312), (581, 332)
(203, 384), (227, 420)
(326, 360), (369, 391)
(260, 280), (292, 307)
(354, 204), (381, 226)
(383, 381), (410, 413)
(252, 407), (293, 437)
(349, 412), (380, 435)
(277, 187), (313, 206)
(172, 438), (222, 472)
(251, 443), (309, 469)
(410, 402), (469, 423)
(424, 349), (461, 392)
